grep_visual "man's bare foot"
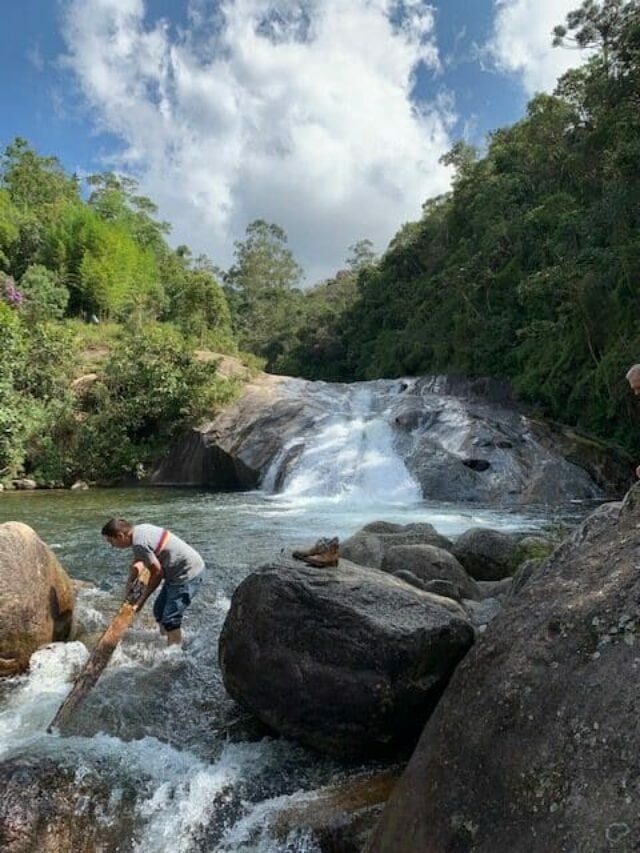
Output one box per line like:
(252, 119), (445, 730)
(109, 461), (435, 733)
(167, 628), (182, 646)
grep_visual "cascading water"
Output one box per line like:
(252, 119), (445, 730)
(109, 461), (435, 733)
(263, 384), (421, 505)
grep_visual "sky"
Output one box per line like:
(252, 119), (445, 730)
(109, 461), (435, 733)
(0, 0), (586, 285)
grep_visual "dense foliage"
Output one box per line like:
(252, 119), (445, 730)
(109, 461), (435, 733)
(285, 0), (640, 453)
(0, 142), (242, 483)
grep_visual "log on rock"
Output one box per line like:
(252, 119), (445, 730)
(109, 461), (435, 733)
(48, 572), (149, 733)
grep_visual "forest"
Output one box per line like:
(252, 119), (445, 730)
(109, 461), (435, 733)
(1, 0), (639, 484)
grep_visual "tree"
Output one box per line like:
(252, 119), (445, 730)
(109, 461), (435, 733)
(553, 0), (639, 74)
(86, 172), (170, 256)
(1, 138), (79, 211)
(224, 219), (304, 366)
(19, 264), (69, 321)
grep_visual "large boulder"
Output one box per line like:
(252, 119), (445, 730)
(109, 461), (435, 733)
(341, 523), (452, 569)
(0, 754), (137, 852)
(452, 527), (517, 581)
(368, 486), (640, 853)
(381, 545), (482, 600)
(0, 522), (74, 676)
(219, 559), (474, 759)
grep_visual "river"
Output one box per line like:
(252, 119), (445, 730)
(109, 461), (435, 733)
(0, 483), (583, 851)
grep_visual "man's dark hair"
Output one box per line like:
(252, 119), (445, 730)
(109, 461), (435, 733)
(101, 517), (133, 537)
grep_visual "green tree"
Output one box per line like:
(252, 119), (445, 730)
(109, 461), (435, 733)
(224, 219), (304, 366)
(19, 264), (69, 321)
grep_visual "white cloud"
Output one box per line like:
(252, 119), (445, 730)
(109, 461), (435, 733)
(489, 0), (588, 95)
(60, 0), (454, 283)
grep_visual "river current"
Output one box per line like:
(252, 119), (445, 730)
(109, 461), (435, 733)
(0, 483), (581, 851)
(1, 374), (598, 851)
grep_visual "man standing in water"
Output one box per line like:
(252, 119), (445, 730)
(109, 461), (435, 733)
(102, 518), (205, 646)
(626, 365), (640, 478)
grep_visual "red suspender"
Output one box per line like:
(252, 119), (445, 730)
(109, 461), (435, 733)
(154, 529), (170, 555)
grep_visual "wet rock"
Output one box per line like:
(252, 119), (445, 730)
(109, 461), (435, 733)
(273, 768), (400, 853)
(452, 527), (517, 581)
(368, 484), (640, 853)
(341, 523), (452, 569)
(0, 754), (138, 852)
(70, 480), (89, 491)
(381, 545), (481, 600)
(0, 522), (74, 676)
(150, 374), (617, 503)
(219, 559), (474, 759)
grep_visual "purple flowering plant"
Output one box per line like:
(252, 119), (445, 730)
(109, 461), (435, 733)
(1, 275), (24, 307)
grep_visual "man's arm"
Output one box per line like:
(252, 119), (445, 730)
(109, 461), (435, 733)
(131, 561), (163, 612)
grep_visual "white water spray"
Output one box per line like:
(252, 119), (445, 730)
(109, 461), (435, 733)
(263, 385), (421, 505)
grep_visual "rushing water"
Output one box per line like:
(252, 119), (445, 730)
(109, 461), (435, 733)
(0, 394), (593, 851)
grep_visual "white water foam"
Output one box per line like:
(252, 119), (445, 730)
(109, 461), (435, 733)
(265, 385), (421, 506)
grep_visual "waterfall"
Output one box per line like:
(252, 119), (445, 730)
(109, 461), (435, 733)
(262, 384), (421, 505)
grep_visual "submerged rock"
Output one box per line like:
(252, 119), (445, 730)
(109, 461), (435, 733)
(219, 559), (474, 759)
(368, 485), (640, 853)
(0, 522), (74, 676)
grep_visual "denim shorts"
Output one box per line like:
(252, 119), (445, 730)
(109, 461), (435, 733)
(153, 573), (203, 631)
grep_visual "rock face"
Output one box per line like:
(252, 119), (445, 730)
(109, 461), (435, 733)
(368, 488), (640, 853)
(0, 522), (74, 676)
(151, 374), (627, 504)
(0, 755), (137, 852)
(219, 559), (475, 759)
(381, 544), (481, 600)
(452, 527), (518, 581)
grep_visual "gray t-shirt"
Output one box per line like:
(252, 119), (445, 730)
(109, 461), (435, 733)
(132, 524), (204, 584)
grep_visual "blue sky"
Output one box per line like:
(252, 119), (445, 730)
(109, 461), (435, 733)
(0, 0), (582, 282)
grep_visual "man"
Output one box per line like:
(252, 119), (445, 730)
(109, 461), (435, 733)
(626, 364), (640, 478)
(102, 518), (204, 646)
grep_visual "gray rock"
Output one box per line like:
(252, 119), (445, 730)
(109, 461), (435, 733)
(362, 521), (404, 534)
(463, 597), (502, 627)
(368, 484), (640, 853)
(70, 480), (89, 491)
(452, 527), (517, 581)
(476, 577), (513, 599)
(341, 532), (385, 568)
(393, 570), (427, 591)
(12, 478), (37, 490)
(341, 523), (453, 570)
(219, 559), (474, 759)
(381, 545), (481, 600)
(423, 579), (463, 602)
